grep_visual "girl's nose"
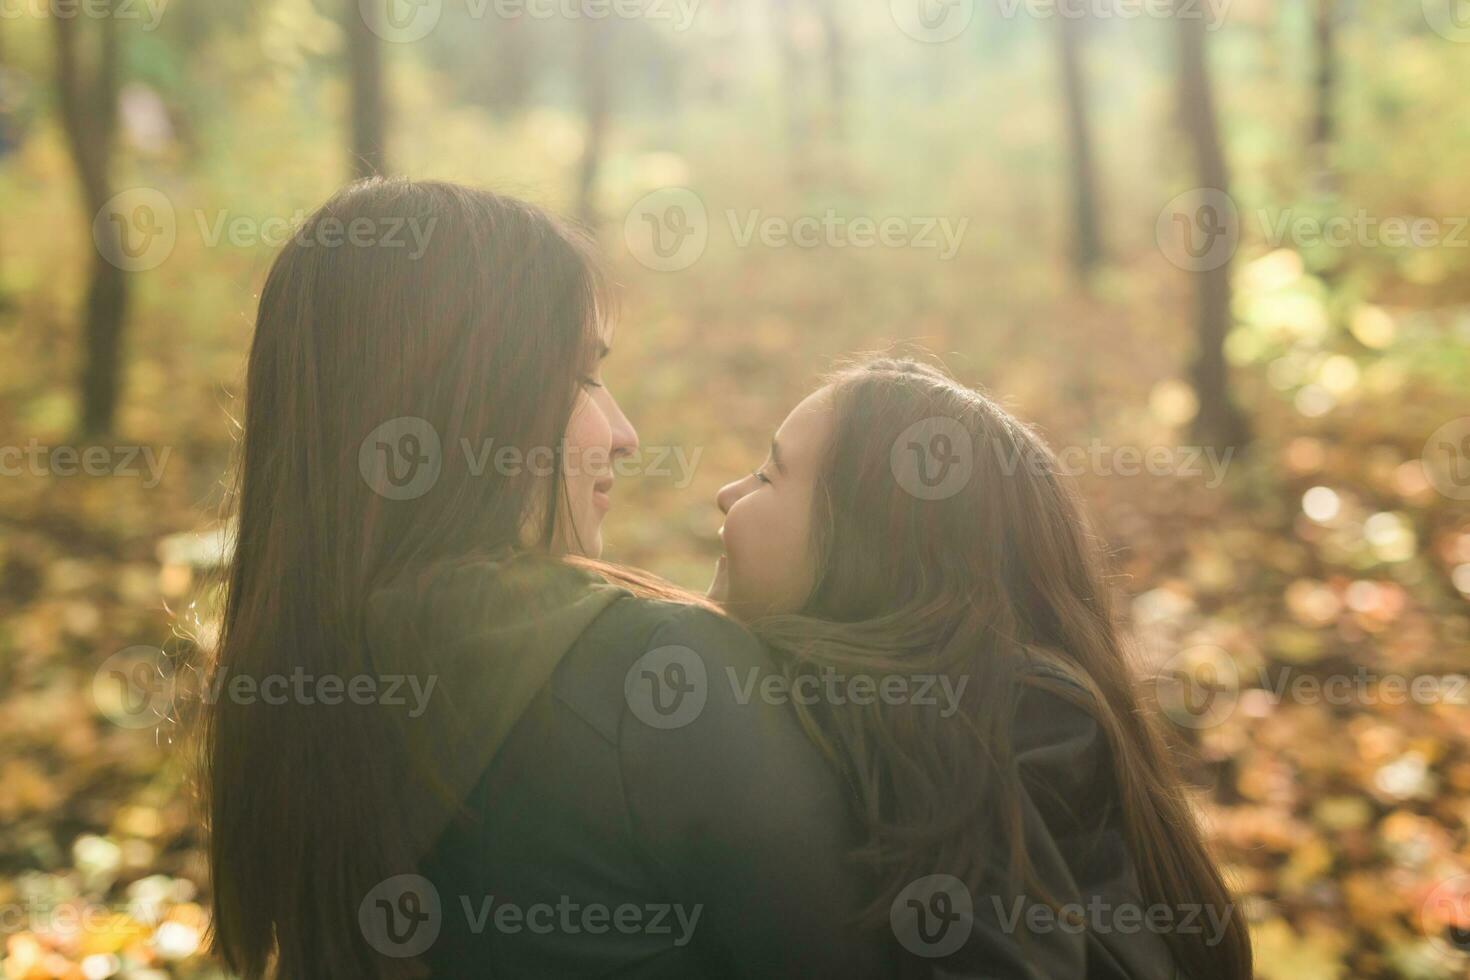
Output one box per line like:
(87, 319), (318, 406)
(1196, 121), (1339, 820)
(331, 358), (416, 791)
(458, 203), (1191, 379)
(605, 392), (639, 461)
(716, 475), (751, 515)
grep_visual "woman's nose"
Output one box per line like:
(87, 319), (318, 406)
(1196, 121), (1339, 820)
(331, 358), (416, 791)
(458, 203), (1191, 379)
(716, 476), (748, 515)
(605, 393), (639, 460)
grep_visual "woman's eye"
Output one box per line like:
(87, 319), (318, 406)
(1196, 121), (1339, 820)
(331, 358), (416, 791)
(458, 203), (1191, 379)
(581, 376), (605, 389)
(753, 470), (772, 485)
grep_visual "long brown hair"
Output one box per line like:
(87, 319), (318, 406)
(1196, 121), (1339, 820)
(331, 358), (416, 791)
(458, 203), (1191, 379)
(753, 356), (1251, 980)
(203, 178), (612, 978)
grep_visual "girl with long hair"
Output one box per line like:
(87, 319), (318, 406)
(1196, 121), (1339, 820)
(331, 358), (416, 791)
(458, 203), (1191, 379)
(711, 356), (1253, 979)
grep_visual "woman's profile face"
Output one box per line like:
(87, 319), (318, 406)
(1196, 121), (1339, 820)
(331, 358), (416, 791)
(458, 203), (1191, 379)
(710, 386), (832, 619)
(555, 339), (639, 557)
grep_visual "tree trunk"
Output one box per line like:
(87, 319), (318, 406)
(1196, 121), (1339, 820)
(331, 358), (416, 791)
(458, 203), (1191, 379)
(54, 1), (128, 435)
(1057, 3), (1102, 282)
(770, 0), (810, 185)
(574, 18), (611, 227)
(346, 0), (387, 178)
(1310, 0), (1335, 147)
(1309, 0), (1336, 184)
(1174, 0), (1249, 449)
(0, 17), (7, 312)
(815, 0), (846, 144)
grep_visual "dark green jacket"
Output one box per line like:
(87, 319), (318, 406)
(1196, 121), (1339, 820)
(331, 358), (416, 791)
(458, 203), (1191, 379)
(367, 554), (896, 978)
(366, 554), (1188, 979)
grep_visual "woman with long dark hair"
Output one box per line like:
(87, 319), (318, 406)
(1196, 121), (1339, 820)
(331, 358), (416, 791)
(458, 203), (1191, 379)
(711, 357), (1253, 979)
(202, 179), (890, 978)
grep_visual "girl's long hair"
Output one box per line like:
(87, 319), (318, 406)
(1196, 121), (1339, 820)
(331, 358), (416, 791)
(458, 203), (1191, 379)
(752, 357), (1252, 980)
(202, 178), (616, 979)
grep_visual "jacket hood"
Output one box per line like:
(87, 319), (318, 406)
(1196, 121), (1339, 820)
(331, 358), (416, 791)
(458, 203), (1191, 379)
(365, 552), (624, 853)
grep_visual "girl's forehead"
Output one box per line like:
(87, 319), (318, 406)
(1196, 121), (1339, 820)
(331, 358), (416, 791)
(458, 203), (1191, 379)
(773, 388), (836, 466)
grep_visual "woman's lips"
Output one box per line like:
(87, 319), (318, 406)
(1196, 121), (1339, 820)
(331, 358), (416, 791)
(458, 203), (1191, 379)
(592, 478), (613, 512)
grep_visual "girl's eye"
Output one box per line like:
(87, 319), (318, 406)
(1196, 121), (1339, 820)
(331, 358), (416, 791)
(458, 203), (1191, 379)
(581, 376), (605, 389)
(753, 470), (772, 485)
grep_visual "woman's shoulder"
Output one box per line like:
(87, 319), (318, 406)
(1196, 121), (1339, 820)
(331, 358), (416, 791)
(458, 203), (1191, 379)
(548, 593), (771, 743)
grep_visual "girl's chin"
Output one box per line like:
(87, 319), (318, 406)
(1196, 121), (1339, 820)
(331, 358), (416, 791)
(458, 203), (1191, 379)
(706, 555), (729, 602)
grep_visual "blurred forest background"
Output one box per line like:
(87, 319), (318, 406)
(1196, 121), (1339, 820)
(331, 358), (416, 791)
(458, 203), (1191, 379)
(1, 0), (1469, 977)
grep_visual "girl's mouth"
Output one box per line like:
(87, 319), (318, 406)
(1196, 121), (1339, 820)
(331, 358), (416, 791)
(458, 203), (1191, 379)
(592, 478), (613, 511)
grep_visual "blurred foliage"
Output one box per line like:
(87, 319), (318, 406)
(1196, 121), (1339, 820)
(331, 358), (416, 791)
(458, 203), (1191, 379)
(1, 0), (1469, 977)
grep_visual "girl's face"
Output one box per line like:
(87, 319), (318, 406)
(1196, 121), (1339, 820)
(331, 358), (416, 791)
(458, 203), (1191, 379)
(555, 342), (639, 557)
(709, 387), (833, 619)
